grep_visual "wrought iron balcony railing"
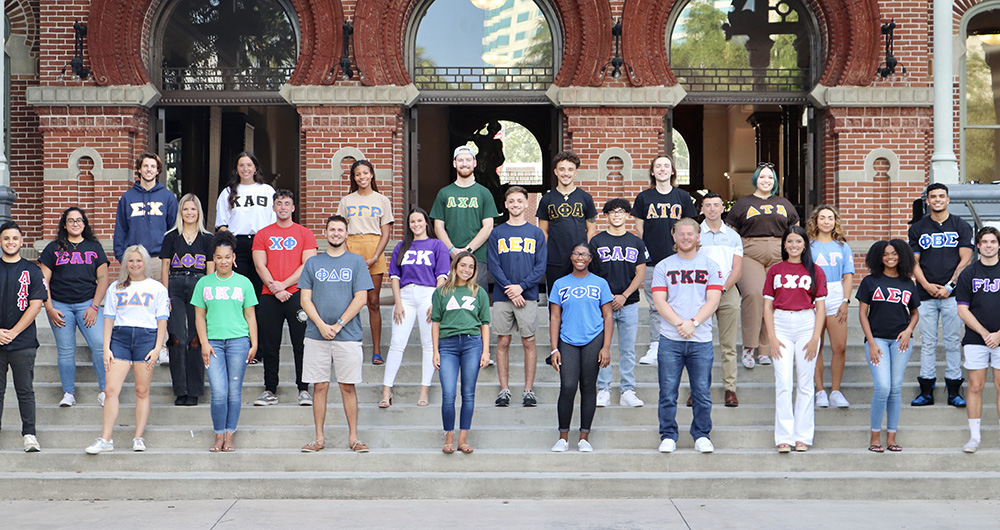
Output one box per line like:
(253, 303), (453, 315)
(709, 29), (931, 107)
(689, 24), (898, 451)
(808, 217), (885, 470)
(413, 66), (553, 91)
(672, 67), (809, 92)
(161, 67), (295, 91)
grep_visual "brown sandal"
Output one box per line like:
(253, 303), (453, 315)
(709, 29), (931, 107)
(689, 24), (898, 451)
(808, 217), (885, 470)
(223, 433), (235, 452)
(794, 442), (808, 452)
(301, 440), (325, 453)
(209, 434), (224, 453)
(458, 443), (474, 454)
(350, 440), (370, 453)
(777, 444), (791, 453)
(442, 443), (455, 454)
(378, 394), (393, 408)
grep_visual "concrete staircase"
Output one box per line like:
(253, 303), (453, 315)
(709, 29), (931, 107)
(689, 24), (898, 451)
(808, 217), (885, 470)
(1, 303), (996, 500)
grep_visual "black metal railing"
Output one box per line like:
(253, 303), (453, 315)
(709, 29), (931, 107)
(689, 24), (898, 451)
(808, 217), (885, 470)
(413, 66), (553, 90)
(161, 67), (295, 91)
(672, 67), (808, 92)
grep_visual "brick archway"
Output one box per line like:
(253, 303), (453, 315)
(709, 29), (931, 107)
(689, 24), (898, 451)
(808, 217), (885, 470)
(353, 0), (613, 87)
(87, 0), (344, 87)
(622, 0), (881, 87)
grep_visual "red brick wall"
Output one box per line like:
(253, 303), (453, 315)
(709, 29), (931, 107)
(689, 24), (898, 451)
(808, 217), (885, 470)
(7, 0), (43, 243)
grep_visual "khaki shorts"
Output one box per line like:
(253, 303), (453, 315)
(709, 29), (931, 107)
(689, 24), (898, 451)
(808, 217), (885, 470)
(492, 300), (538, 337)
(346, 234), (388, 275)
(302, 338), (363, 384)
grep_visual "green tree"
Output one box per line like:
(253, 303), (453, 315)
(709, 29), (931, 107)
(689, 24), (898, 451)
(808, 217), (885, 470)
(670, 1), (750, 69)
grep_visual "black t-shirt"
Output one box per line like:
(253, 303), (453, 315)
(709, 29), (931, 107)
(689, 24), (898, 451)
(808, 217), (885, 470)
(160, 230), (214, 275)
(630, 187), (697, 265)
(855, 274), (920, 340)
(908, 213), (974, 300)
(537, 187), (598, 265)
(591, 231), (649, 305)
(0, 258), (47, 351)
(38, 239), (109, 304)
(955, 260), (1000, 346)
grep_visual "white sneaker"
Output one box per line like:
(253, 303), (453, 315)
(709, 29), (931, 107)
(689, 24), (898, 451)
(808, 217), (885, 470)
(578, 439), (593, 452)
(85, 438), (114, 454)
(596, 389), (611, 407)
(59, 393), (76, 407)
(964, 438), (980, 453)
(741, 348), (756, 369)
(98, 391), (106, 407)
(829, 390), (850, 408)
(620, 390), (644, 407)
(694, 437), (715, 453)
(658, 438), (676, 453)
(757, 355), (772, 366)
(298, 390), (313, 406)
(158, 346), (169, 365)
(815, 390), (829, 408)
(551, 439), (569, 452)
(638, 342), (658, 365)
(132, 437), (146, 452)
(23, 434), (40, 452)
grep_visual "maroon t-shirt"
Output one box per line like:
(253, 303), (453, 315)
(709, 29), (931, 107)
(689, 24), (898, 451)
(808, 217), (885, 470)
(763, 260), (828, 311)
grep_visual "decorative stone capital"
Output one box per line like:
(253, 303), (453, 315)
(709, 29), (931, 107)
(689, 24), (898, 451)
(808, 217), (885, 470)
(25, 83), (161, 108)
(546, 85), (687, 107)
(808, 84), (934, 109)
(279, 84), (420, 107)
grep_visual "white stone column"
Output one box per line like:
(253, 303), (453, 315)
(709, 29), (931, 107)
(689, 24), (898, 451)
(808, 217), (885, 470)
(0, 9), (17, 220)
(930, 0), (960, 183)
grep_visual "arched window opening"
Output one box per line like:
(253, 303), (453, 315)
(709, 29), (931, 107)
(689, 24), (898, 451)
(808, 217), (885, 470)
(459, 120), (543, 189)
(672, 132), (691, 186)
(160, 0), (299, 91)
(963, 7), (1000, 183)
(413, 0), (554, 90)
(668, 0), (811, 93)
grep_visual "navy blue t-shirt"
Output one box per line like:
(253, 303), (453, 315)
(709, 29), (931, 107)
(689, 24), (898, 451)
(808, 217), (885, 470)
(487, 222), (547, 302)
(591, 231), (649, 306)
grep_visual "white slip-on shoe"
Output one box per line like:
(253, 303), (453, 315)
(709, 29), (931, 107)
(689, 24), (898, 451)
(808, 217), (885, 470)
(551, 439), (569, 452)
(578, 439), (593, 452)
(658, 438), (676, 453)
(815, 390), (829, 408)
(829, 390), (851, 408)
(596, 389), (611, 407)
(620, 390), (644, 407)
(638, 343), (658, 365)
(694, 437), (714, 454)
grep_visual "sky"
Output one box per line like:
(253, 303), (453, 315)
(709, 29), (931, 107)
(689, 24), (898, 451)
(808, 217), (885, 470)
(416, 0), (489, 66)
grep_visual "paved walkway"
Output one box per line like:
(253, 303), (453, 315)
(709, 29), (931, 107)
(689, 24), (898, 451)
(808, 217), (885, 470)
(2, 499), (999, 529)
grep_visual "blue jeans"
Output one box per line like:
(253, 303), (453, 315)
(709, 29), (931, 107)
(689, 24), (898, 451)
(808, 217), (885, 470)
(438, 335), (482, 432)
(657, 336), (714, 442)
(50, 299), (105, 394)
(917, 297), (962, 380)
(205, 337), (251, 434)
(598, 303), (638, 392)
(867, 337), (912, 432)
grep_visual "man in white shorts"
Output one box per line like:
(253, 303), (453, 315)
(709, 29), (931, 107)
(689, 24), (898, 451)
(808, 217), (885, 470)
(298, 215), (373, 453)
(956, 226), (1000, 453)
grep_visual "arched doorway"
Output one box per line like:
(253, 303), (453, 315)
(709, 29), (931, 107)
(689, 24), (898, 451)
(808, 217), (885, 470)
(151, 0), (301, 224)
(407, 0), (560, 215)
(667, 0), (820, 213)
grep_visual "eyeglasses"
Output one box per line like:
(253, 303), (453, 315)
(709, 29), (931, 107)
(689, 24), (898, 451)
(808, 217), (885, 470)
(571, 251), (592, 258)
(758, 162), (775, 169)
(66, 218), (85, 225)
(607, 209), (627, 215)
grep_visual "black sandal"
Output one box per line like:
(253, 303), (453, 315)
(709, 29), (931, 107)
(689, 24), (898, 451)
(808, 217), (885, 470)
(868, 444), (884, 453)
(886, 444), (902, 452)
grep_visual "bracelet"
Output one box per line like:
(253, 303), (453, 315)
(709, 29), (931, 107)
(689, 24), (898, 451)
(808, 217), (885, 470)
(550, 349), (559, 356)
(90, 304), (99, 311)
(448, 246), (455, 253)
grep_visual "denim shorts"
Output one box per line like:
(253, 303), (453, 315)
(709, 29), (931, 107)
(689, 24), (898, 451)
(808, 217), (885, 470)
(110, 325), (158, 362)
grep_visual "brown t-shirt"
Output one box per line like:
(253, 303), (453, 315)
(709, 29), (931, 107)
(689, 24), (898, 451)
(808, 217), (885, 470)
(727, 195), (799, 238)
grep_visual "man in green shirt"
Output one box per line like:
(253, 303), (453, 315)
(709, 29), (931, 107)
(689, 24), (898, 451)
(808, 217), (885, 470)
(430, 146), (500, 285)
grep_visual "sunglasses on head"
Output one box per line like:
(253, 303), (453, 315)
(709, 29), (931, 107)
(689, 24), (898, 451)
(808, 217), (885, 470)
(758, 162), (775, 169)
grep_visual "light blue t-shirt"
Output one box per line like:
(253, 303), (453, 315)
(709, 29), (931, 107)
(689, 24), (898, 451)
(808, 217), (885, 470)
(811, 240), (855, 283)
(550, 272), (613, 346)
(298, 251), (375, 342)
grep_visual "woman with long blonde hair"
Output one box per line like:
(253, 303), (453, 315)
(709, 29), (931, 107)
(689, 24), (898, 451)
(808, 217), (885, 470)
(160, 193), (215, 406)
(807, 205), (855, 408)
(86, 245), (169, 454)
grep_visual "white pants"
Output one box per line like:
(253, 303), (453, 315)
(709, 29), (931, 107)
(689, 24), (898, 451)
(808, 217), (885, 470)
(383, 284), (436, 387)
(773, 309), (818, 446)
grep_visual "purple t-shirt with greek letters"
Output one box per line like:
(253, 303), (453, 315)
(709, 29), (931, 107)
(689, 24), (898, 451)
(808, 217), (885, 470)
(388, 238), (451, 288)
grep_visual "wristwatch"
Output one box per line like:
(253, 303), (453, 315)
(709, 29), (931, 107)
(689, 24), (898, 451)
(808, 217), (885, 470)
(466, 246), (473, 253)
(691, 318), (701, 327)
(336, 318), (346, 326)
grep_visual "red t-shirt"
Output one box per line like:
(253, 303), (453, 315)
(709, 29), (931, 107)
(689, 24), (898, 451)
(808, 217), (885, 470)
(251, 222), (318, 295)
(763, 260), (828, 311)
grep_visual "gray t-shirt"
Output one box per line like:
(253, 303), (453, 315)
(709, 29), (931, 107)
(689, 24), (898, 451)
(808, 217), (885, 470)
(651, 253), (724, 343)
(298, 251), (374, 342)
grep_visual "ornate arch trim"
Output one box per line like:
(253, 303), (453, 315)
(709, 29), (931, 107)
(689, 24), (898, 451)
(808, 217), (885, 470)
(354, 0), (612, 87)
(623, 0), (880, 88)
(88, 0), (343, 87)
